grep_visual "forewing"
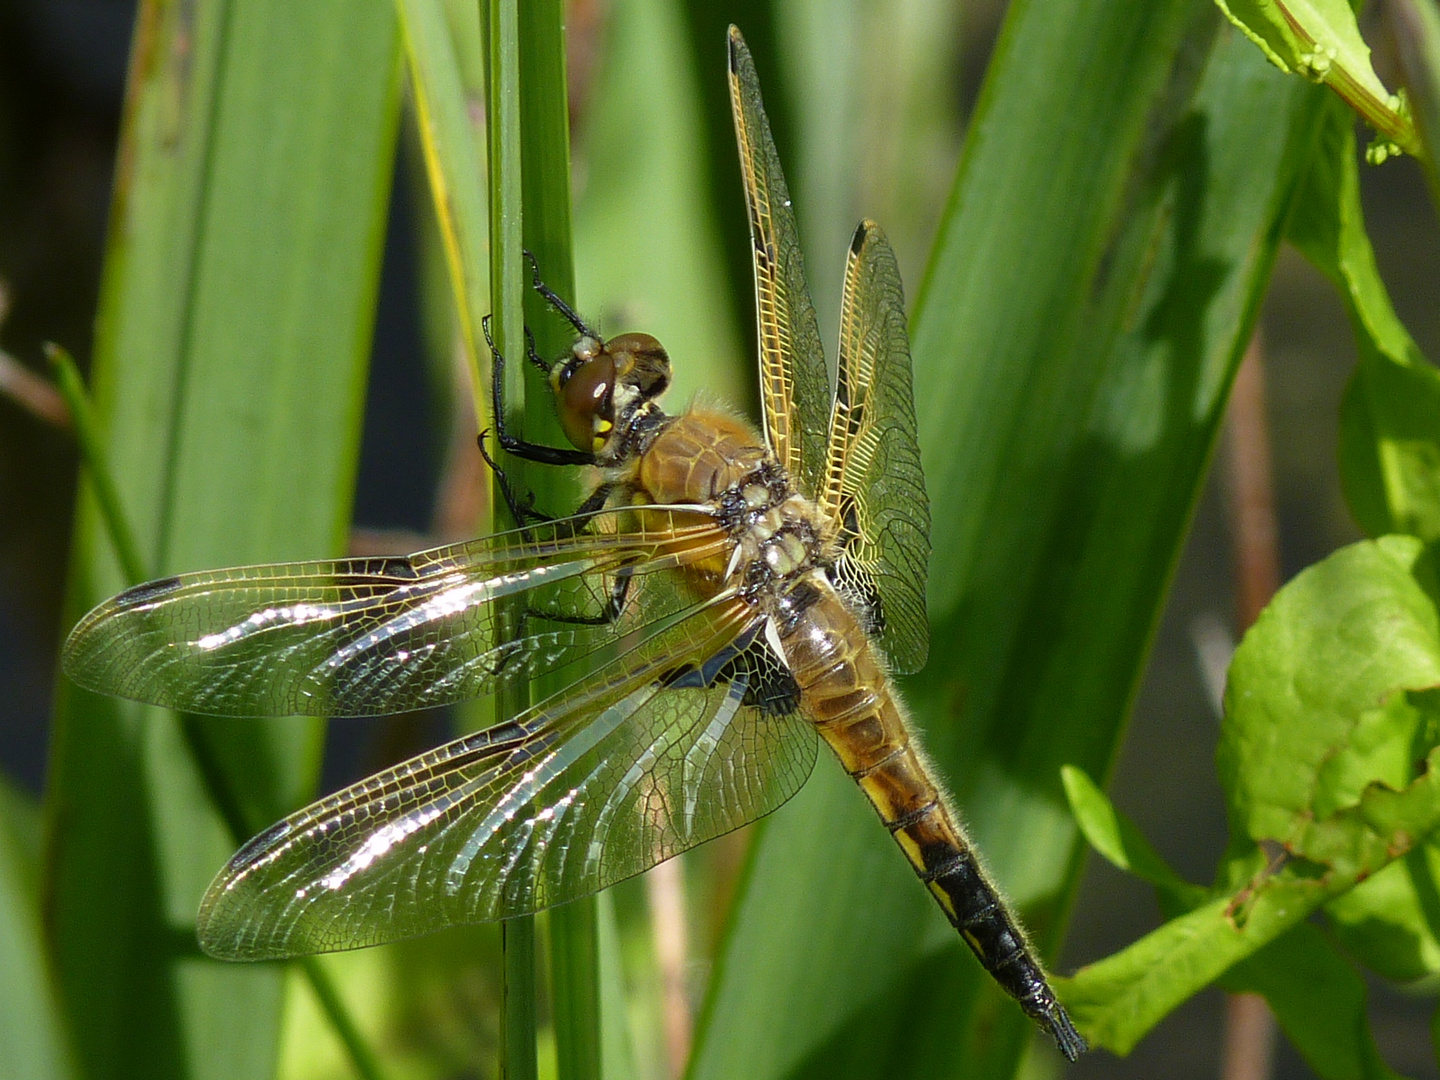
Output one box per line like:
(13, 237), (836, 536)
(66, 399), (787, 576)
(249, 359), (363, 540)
(62, 508), (730, 716)
(821, 222), (931, 673)
(727, 26), (830, 498)
(196, 599), (818, 959)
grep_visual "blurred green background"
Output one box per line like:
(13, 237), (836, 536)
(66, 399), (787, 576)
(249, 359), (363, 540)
(1, 1), (1438, 1078)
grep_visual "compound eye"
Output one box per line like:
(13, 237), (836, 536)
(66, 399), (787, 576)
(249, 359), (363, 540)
(555, 355), (615, 452)
(606, 332), (664, 361)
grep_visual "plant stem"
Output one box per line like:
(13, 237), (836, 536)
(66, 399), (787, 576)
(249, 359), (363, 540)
(1219, 331), (1279, 1080)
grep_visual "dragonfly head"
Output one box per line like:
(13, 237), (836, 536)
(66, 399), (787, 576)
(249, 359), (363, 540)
(551, 332), (671, 455)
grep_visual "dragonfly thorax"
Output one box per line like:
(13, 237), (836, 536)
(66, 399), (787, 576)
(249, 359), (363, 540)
(713, 461), (829, 602)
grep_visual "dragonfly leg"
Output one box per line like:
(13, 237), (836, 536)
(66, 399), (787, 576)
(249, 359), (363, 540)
(522, 325), (549, 374)
(477, 430), (553, 528)
(520, 563), (634, 628)
(477, 431), (621, 536)
(483, 313), (595, 468)
(523, 250), (600, 341)
(474, 435), (636, 626)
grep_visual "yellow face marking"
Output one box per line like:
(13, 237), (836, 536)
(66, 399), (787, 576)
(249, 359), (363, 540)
(593, 418), (614, 452)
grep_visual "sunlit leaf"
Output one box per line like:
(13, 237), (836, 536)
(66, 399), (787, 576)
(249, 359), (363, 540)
(1213, 0), (1418, 157)
(1286, 101), (1440, 543)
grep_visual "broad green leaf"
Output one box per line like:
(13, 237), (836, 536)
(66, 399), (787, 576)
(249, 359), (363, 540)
(692, 1), (1332, 1075)
(44, 3), (401, 1078)
(1062, 764), (1406, 1075)
(1066, 740), (1440, 1052)
(1060, 766), (1205, 910)
(1213, 0), (1418, 158)
(1339, 358), (1440, 542)
(1059, 766), (1405, 1077)
(1219, 536), (1440, 846)
(1222, 925), (1407, 1080)
(1287, 100), (1440, 541)
(1069, 536), (1440, 1050)
(1324, 846), (1440, 982)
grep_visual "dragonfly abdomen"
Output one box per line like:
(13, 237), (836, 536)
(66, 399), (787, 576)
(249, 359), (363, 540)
(780, 575), (1085, 1061)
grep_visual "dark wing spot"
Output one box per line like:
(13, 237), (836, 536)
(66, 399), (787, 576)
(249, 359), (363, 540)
(374, 557), (419, 579)
(737, 662), (800, 716)
(114, 576), (184, 607)
(231, 817), (294, 866)
(658, 621), (800, 716)
(849, 220), (868, 256)
(660, 664), (706, 691)
(335, 556), (418, 586)
(717, 624), (800, 716)
(659, 622), (761, 692)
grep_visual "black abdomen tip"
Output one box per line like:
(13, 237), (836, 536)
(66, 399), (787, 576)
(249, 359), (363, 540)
(1047, 1005), (1087, 1062)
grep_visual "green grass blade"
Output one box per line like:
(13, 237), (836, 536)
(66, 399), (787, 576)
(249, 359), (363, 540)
(577, 0), (748, 411)
(550, 902), (602, 1080)
(295, 958), (389, 1080)
(500, 919), (539, 1080)
(49, 346), (388, 1080)
(43, 3), (401, 1078)
(691, 1), (1331, 1075)
(43, 344), (145, 587)
(406, 0), (591, 1070)
(512, 3), (606, 1077)
(0, 779), (75, 1080)
(397, 0), (491, 422)
(482, 3), (539, 1078)
(517, 0), (579, 502)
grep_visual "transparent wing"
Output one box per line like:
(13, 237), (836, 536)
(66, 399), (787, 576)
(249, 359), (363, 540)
(820, 222), (931, 673)
(196, 598), (818, 959)
(62, 507), (731, 716)
(727, 26), (831, 499)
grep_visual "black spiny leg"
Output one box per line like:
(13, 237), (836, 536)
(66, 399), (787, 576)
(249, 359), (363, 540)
(476, 431), (634, 628)
(481, 260), (635, 628)
(551, 564), (635, 627)
(478, 429), (621, 533)
(524, 250), (599, 340)
(483, 314), (594, 468)
(477, 430), (549, 529)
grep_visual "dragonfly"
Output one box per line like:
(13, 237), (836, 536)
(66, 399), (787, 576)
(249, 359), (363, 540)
(61, 27), (1084, 1062)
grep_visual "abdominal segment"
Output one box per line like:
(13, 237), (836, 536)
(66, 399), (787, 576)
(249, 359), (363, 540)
(777, 574), (1084, 1059)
